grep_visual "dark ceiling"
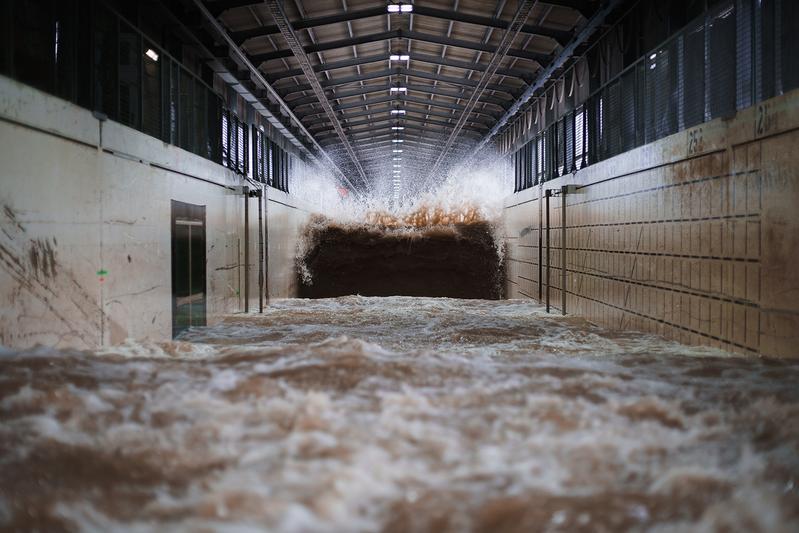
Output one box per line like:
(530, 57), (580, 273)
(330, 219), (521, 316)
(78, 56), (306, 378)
(197, 0), (604, 194)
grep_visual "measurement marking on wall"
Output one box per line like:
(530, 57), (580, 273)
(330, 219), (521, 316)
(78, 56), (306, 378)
(755, 102), (774, 138)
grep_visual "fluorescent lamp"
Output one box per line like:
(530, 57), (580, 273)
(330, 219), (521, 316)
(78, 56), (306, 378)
(387, 4), (413, 13)
(145, 48), (159, 62)
(391, 126), (404, 130)
(390, 109), (406, 115)
(389, 54), (410, 61)
(389, 87), (407, 93)
(392, 139), (404, 143)
(649, 53), (657, 60)
(393, 164), (401, 167)
(393, 149), (403, 153)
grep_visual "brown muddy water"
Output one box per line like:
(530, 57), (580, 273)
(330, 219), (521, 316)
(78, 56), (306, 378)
(297, 220), (503, 299)
(1, 296), (798, 532)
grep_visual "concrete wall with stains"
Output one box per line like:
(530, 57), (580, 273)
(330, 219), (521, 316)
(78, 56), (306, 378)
(266, 188), (315, 300)
(238, 187), (315, 310)
(504, 87), (799, 358)
(0, 75), (253, 349)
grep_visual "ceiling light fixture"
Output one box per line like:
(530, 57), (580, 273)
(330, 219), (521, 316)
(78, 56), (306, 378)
(389, 87), (408, 93)
(145, 49), (159, 62)
(387, 3), (413, 13)
(391, 126), (404, 130)
(389, 54), (410, 61)
(390, 109), (406, 115)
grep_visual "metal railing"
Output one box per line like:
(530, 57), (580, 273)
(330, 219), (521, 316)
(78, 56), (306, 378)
(513, 0), (798, 192)
(1, 0), (305, 192)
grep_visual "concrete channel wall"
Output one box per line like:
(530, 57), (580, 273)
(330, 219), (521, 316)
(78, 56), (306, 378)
(504, 88), (799, 357)
(0, 75), (313, 349)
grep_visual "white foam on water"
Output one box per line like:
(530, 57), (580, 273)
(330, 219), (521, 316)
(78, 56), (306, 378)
(1, 296), (798, 532)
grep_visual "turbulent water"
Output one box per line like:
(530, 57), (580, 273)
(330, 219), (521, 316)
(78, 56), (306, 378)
(1, 297), (798, 532)
(297, 218), (503, 299)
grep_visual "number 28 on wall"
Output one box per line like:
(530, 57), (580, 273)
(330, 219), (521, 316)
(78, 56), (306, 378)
(756, 102), (773, 137)
(687, 127), (704, 156)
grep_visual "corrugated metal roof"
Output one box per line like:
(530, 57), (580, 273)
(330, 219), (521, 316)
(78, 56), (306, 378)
(201, 0), (598, 191)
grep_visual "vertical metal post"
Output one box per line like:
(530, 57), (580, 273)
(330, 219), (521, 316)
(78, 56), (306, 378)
(561, 186), (567, 315)
(538, 183), (543, 300)
(258, 186), (264, 313)
(264, 186), (270, 304)
(545, 189), (551, 313)
(243, 186), (249, 313)
(187, 225), (192, 325)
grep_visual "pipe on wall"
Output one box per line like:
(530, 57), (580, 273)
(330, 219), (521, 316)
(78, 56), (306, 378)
(268, 184), (269, 305)
(538, 183), (543, 300)
(243, 186), (250, 314)
(545, 189), (551, 313)
(258, 185), (264, 313)
(561, 185), (567, 316)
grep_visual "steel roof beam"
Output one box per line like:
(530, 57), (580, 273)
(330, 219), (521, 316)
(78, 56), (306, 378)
(358, 132), (476, 148)
(424, 0), (538, 182)
(229, 6), (387, 41)
(328, 135), (454, 149)
(250, 29), (551, 65)
(279, 67), (516, 98)
(316, 124), (482, 142)
(313, 105), (493, 127)
(475, 0), (624, 155)
(188, 0), (358, 193)
(264, 53), (389, 84)
(542, 0), (594, 19)
(336, 146), (441, 158)
(264, 0), (370, 191)
(308, 115), (489, 134)
(267, 52), (535, 85)
(327, 138), (470, 153)
(401, 30), (550, 64)
(410, 5), (572, 45)
(288, 83), (512, 111)
(250, 29), (400, 64)
(323, 94), (503, 117)
(213, 2), (576, 44)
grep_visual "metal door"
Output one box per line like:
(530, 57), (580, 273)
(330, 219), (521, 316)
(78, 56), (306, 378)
(171, 200), (206, 337)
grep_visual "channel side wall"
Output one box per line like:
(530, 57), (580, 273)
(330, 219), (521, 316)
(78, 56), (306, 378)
(0, 75), (313, 349)
(504, 88), (799, 357)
